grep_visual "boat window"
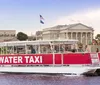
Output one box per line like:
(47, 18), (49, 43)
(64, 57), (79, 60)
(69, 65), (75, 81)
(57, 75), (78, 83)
(53, 44), (65, 53)
(40, 45), (52, 53)
(0, 46), (8, 54)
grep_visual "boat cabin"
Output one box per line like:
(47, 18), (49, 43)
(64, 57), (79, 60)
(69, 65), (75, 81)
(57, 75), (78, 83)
(0, 39), (78, 54)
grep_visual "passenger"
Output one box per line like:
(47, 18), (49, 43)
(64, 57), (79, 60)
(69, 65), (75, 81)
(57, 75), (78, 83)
(72, 47), (77, 53)
(65, 47), (68, 51)
(43, 46), (46, 53)
(96, 48), (99, 53)
(31, 46), (36, 54)
(60, 46), (64, 53)
(78, 47), (84, 52)
(55, 45), (59, 53)
(72, 49), (76, 53)
(85, 45), (90, 53)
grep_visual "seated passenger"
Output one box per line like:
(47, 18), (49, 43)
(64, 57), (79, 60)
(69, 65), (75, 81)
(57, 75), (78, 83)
(31, 46), (36, 54)
(78, 47), (84, 52)
(96, 48), (99, 53)
(72, 49), (76, 53)
(84, 45), (90, 53)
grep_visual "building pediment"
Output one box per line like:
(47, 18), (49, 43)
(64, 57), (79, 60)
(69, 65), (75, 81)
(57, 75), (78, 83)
(66, 23), (93, 31)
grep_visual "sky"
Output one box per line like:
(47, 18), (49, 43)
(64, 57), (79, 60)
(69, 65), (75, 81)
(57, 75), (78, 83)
(0, 0), (100, 36)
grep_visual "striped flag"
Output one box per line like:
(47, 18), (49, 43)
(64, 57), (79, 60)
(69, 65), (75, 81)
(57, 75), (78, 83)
(40, 15), (44, 24)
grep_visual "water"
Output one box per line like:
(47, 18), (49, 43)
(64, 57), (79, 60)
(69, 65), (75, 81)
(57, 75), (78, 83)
(0, 74), (100, 85)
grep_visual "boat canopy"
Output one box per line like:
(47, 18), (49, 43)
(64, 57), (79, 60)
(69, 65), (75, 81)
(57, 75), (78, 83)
(0, 39), (78, 46)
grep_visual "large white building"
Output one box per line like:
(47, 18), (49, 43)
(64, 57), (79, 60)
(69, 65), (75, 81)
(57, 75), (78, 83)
(0, 30), (16, 42)
(41, 23), (94, 45)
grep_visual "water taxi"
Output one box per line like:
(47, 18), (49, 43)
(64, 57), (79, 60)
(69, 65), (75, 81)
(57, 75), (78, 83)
(0, 39), (99, 76)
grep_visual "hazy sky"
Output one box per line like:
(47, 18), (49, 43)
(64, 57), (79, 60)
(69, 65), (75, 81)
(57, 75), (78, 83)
(0, 0), (100, 36)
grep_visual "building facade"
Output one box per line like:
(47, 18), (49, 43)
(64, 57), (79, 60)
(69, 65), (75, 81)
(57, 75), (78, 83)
(0, 30), (16, 42)
(42, 23), (94, 45)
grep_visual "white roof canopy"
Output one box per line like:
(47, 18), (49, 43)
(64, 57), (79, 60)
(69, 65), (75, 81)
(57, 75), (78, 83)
(0, 39), (78, 46)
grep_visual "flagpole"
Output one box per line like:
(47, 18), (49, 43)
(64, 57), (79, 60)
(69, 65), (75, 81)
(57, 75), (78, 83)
(40, 20), (41, 40)
(39, 15), (44, 40)
(39, 15), (42, 40)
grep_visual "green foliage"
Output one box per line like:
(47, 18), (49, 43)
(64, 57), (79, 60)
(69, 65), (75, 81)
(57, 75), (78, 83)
(17, 32), (28, 41)
(95, 34), (100, 41)
(0, 47), (8, 54)
(95, 34), (100, 45)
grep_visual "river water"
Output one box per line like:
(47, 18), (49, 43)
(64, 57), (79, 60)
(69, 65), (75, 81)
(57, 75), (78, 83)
(0, 74), (100, 85)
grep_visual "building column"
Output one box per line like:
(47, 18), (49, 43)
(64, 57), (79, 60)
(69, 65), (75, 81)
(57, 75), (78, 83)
(71, 32), (73, 39)
(59, 33), (61, 39)
(81, 32), (82, 43)
(76, 32), (77, 40)
(66, 32), (68, 39)
(91, 33), (93, 42)
(53, 34), (55, 39)
(65, 32), (66, 39)
(67, 32), (69, 39)
(86, 32), (87, 45)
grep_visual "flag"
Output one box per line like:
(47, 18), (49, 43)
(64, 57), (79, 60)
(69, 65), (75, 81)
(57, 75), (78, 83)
(40, 15), (44, 20)
(40, 15), (44, 24)
(40, 20), (44, 24)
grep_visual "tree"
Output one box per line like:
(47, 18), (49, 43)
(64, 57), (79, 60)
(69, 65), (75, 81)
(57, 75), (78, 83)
(95, 34), (100, 41)
(17, 32), (28, 41)
(95, 34), (100, 45)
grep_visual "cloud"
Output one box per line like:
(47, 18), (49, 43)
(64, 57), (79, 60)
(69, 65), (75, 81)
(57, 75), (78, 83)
(55, 8), (100, 37)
